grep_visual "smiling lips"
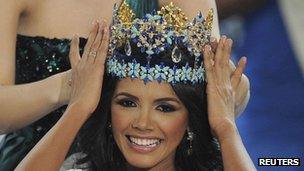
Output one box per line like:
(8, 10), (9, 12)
(126, 135), (163, 153)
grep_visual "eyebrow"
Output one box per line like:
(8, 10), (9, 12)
(113, 92), (139, 101)
(113, 92), (181, 104)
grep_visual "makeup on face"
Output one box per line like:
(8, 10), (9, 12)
(111, 78), (188, 169)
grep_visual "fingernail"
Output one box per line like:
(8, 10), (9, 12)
(98, 19), (103, 25)
(226, 39), (233, 47)
(205, 45), (211, 52)
(72, 34), (78, 40)
(104, 27), (108, 33)
(210, 37), (216, 42)
(203, 45), (206, 51)
(243, 56), (247, 63)
(221, 35), (227, 43)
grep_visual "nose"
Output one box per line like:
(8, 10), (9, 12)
(131, 109), (154, 131)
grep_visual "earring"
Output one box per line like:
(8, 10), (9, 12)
(107, 121), (112, 130)
(187, 129), (194, 156)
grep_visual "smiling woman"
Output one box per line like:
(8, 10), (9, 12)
(15, 1), (254, 171)
(75, 75), (222, 170)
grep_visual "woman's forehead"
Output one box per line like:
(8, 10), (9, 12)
(114, 78), (177, 98)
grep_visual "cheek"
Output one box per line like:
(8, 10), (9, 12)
(111, 105), (133, 136)
(157, 112), (188, 144)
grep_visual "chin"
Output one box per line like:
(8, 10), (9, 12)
(125, 156), (160, 169)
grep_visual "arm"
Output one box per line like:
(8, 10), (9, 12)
(16, 21), (109, 171)
(203, 37), (255, 170)
(160, 0), (250, 116)
(0, 72), (70, 134)
(217, 122), (256, 171)
(15, 104), (89, 171)
(0, 0), (70, 134)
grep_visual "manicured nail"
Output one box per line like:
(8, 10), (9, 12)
(226, 39), (233, 47)
(221, 35), (227, 43)
(72, 34), (78, 40)
(205, 45), (211, 52)
(210, 37), (216, 42)
(104, 27), (108, 33)
(242, 56), (247, 63)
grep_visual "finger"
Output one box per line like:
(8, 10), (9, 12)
(82, 21), (99, 61)
(95, 24), (110, 66)
(214, 35), (226, 67)
(223, 38), (233, 65)
(88, 21), (105, 64)
(210, 37), (218, 53)
(231, 57), (247, 90)
(69, 35), (80, 69)
(203, 45), (215, 83)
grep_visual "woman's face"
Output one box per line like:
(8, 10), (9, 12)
(111, 78), (188, 170)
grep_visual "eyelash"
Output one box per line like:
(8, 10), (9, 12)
(116, 99), (176, 113)
(156, 104), (176, 113)
(117, 99), (137, 107)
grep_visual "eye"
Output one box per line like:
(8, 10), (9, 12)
(117, 99), (137, 107)
(156, 104), (176, 113)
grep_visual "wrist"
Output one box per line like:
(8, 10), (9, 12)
(212, 118), (238, 142)
(45, 74), (62, 108)
(47, 72), (70, 108)
(66, 102), (92, 121)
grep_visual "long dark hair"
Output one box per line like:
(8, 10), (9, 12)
(75, 75), (223, 170)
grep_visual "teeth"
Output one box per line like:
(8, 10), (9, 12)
(129, 136), (161, 147)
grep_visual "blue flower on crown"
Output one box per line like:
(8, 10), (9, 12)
(107, 58), (119, 76)
(140, 65), (155, 84)
(154, 63), (170, 83)
(196, 66), (205, 82)
(106, 58), (114, 74)
(191, 69), (198, 84)
(127, 59), (141, 79)
(168, 65), (181, 84)
(180, 63), (192, 82)
(116, 60), (127, 78)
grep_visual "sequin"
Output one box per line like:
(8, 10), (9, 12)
(16, 34), (86, 83)
(14, 34), (87, 142)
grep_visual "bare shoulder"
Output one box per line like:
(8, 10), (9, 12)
(0, 0), (29, 13)
(0, 0), (31, 85)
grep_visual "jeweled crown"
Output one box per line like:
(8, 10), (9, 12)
(106, 1), (214, 84)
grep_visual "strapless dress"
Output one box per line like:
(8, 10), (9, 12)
(0, 34), (87, 171)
